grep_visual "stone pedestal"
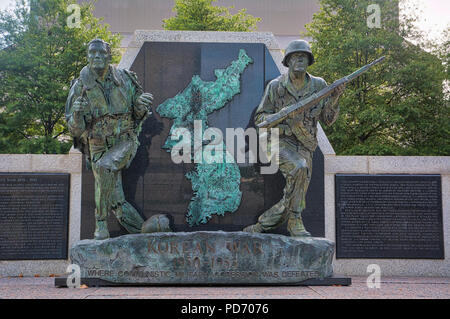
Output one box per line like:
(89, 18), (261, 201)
(68, 231), (335, 285)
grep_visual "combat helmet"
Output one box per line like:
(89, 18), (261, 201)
(282, 40), (315, 67)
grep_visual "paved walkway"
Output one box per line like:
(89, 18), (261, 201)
(0, 276), (448, 299)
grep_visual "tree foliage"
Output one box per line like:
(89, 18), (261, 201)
(305, 0), (449, 155)
(0, 0), (121, 154)
(163, 0), (260, 31)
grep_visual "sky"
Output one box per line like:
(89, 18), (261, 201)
(399, 0), (449, 43)
(0, 0), (448, 43)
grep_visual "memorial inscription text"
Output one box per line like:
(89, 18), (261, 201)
(335, 174), (444, 259)
(71, 233), (334, 284)
(0, 173), (70, 260)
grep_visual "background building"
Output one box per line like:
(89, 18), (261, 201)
(80, 0), (321, 49)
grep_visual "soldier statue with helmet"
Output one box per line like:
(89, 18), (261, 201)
(243, 40), (346, 237)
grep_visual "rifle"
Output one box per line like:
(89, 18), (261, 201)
(257, 56), (386, 129)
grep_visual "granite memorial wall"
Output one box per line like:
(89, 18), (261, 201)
(80, 42), (325, 239)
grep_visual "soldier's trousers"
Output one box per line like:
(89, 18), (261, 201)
(257, 139), (313, 231)
(90, 138), (144, 234)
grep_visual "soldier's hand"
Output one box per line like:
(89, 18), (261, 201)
(278, 124), (292, 136)
(135, 93), (153, 119)
(137, 93), (153, 108)
(73, 96), (89, 113)
(331, 83), (346, 99)
(72, 96), (91, 123)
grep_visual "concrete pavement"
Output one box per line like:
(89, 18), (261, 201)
(0, 276), (448, 299)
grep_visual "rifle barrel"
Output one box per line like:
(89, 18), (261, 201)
(346, 56), (385, 82)
(257, 56), (386, 129)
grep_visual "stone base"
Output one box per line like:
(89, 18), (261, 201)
(55, 276), (351, 287)
(68, 231), (336, 285)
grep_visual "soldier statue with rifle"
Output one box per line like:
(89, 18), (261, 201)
(243, 39), (384, 237)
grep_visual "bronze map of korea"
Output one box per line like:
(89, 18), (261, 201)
(157, 49), (253, 226)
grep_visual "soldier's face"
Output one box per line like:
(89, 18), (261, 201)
(288, 52), (309, 74)
(88, 43), (110, 71)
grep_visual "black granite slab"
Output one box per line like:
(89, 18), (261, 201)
(0, 173), (70, 260)
(80, 42), (325, 239)
(335, 174), (444, 259)
(55, 276), (351, 287)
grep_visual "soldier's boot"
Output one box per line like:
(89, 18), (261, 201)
(113, 202), (144, 234)
(94, 219), (110, 240)
(243, 222), (263, 233)
(287, 212), (311, 237)
(243, 202), (287, 233)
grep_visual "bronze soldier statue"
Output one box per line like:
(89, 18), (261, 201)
(65, 39), (153, 240)
(244, 40), (346, 237)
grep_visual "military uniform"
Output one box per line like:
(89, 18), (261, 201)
(244, 39), (341, 236)
(252, 71), (339, 235)
(65, 65), (149, 238)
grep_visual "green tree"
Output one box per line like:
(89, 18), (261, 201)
(0, 0), (121, 154)
(163, 0), (260, 31)
(305, 0), (449, 155)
